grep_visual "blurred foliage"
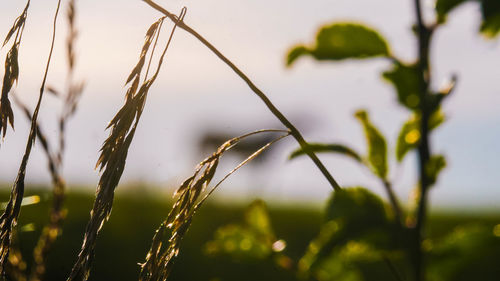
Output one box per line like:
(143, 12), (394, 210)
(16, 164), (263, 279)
(286, 23), (390, 66)
(303, 241), (408, 281)
(426, 155), (447, 186)
(382, 61), (421, 110)
(204, 200), (278, 260)
(480, 0), (500, 37)
(289, 143), (362, 163)
(396, 110), (445, 162)
(298, 187), (409, 281)
(436, 0), (500, 37)
(354, 110), (388, 180)
(289, 110), (391, 182)
(200, 188), (500, 281)
(0, 189), (499, 280)
(427, 224), (500, 281)
(435, 0), (468, 23)
(283, 2), (500, 279)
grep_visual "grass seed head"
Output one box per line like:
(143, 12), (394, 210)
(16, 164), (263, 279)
(140, 129), (289, 281)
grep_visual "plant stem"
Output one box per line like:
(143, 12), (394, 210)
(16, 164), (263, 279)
(142, 0), (341, 191)
(0, 0), (62, 273)
(413, 0), (433, 280)
(13, 95), (66, 281)
(382, 180), (403, 226)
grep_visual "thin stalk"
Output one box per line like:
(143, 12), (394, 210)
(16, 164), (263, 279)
(139, 129), (290, 280)
(195, 132), (290, 209)
(142, 0), (341, 191)
(144, 19), (164, 81)
(352, 159), (404, 226)
(382, 180), (403, 226)
(0, 0), (62, 274)
(412, 0), (433, 280)
(12, 94), (66, 281)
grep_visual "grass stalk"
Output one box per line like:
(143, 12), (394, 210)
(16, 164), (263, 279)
(142, 0), (341, 192)
(67, 9), (183, 281)
(6, 2), (83, 280)
(31, 2), (83, 279)
(139, 129), (290, 281)
(0, 0), (31, 139)
(12, 95), (66, 281)
(0, 0), (62, 275)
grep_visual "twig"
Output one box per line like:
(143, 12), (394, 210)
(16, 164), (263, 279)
(412, 0), (433, 280)
(142, 0), (341, 191)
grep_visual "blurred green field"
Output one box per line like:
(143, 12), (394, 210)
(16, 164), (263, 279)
(2, 187), (499, 281)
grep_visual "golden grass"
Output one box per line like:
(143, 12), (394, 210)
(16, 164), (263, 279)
(67, 8), (185, 281)
(0, 0), (30, 138)
(139, 129), (290, 281)
(0, 0), (62, 275)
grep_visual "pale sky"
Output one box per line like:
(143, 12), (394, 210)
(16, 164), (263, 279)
(0, 0), (499, 209)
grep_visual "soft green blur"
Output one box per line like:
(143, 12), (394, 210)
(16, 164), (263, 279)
(4, 187), (499, 281)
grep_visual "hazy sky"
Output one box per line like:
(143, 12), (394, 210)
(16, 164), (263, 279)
(1, 0), (499, 209)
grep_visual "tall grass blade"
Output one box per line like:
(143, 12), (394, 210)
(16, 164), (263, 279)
(0, 0), (62, 275)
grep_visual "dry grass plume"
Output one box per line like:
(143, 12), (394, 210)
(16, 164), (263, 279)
(67, 8), (185, 281)
(139, 129), (290, 281)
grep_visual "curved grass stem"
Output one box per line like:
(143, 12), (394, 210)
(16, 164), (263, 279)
(142, 0), (341, 192)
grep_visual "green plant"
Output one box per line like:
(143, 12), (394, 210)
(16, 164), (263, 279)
(202, 1), (500, 281)
(280, 1), (498, 280)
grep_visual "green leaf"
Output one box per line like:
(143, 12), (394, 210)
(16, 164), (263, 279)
(311, 241), (408, 281)
(204, 200), (278, 260)
(298, 220), (345, 275)
(435, 0), (500, 37)
(396, 116), (420, 162)
(355, 110), (388, 179)
(480, 0), (500, 37)
(289, 143), (362, 163)
(435, 0), (467, 23)
(326, 187), (387, 223)
(286, 46), (308, 66)
(204, 224), (273, 260)
(396, 110), (446, 162)
(382, 61), (421, 110)
(299, 188), (404, 278)
(244, 200), (273, 237)
(426, 154), (447, 185)
(286, 23), (390, 66)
